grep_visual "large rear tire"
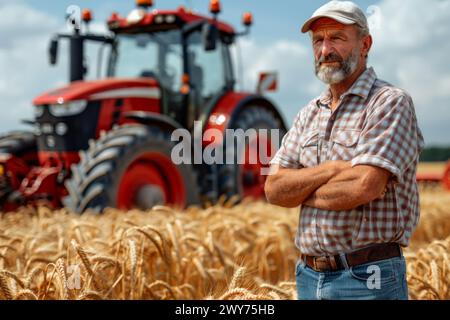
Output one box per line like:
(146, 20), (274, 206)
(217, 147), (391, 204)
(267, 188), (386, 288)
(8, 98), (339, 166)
(217, 106), (286, 202)
(64, 124), (200, 214)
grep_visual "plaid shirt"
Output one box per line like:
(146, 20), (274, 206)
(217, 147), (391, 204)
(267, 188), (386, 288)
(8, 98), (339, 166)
(270, 67), (425, 256)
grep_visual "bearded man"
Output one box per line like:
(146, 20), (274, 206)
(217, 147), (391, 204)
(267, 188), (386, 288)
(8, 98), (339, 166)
(265, 1), (424, 300)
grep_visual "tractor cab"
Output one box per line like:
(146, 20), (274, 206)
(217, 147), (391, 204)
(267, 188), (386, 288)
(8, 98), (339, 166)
(105, 0), (244, 129)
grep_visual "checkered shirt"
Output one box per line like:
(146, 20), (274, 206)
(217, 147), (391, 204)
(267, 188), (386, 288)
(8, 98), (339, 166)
(270, 67), (425, 256)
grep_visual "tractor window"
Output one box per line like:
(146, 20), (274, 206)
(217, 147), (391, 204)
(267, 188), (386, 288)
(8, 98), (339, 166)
(186, 31), (226, 101)
(112, 30), (183, 92)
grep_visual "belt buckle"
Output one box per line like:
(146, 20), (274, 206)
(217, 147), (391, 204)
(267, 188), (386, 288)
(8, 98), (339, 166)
(312, 256), (338, 272)
(313, 256), (327, 272)
(313, 257), (318, 271)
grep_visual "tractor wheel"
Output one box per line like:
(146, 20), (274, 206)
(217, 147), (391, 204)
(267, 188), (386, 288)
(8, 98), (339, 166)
(217, 106), (285, 202)
(64, 124), (200, 214)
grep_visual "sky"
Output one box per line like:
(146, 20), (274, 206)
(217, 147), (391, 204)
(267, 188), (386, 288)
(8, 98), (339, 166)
(1, 0), (449, 146)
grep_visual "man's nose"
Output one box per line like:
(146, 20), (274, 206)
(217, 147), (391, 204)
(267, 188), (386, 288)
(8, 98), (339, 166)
(320, 39), (334, 58)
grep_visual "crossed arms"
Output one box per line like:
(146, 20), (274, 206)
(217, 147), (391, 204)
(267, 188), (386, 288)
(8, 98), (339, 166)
(264, 161), (392, 210)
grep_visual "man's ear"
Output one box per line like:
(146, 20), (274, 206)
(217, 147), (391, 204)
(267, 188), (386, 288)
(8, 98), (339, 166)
(362, 34), (373, 58)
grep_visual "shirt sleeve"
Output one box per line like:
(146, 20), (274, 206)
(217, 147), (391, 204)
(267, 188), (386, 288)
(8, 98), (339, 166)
(351, 90), (425, 184)
(270, 111), (304, 169)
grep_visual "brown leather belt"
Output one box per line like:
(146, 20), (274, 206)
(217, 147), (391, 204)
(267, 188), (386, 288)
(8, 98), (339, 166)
(300, 243), (402, 272)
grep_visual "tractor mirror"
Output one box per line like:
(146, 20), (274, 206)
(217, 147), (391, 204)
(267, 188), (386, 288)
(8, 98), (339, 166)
(49, 37), (59, 65)
(202, 23), (218, 51)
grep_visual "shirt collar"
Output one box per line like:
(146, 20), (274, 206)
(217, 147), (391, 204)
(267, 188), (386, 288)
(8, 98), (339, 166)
(316, 67), (378, 108)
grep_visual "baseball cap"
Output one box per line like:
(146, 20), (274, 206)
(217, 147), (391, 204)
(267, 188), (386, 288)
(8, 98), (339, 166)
(301, 1), (369, 33)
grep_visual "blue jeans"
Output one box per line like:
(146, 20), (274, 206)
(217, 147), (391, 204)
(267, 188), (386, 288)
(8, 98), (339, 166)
(295, 254), (409, 300)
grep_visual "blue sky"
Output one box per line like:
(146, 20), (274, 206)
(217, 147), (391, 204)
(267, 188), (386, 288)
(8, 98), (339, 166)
(28, 0), (378, 45)
(1, 0), (450, 146)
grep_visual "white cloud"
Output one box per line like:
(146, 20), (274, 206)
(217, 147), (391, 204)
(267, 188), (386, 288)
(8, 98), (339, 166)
(0, 1), (111, 133)
(232, 38), (321, 127)
(369, 0), (450, 145)
(0, 0), (62, 132)
(234, 0), (450, 145)
(0, 1), (58, 48)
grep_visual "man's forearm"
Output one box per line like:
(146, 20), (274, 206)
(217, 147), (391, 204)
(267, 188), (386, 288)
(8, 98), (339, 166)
(303, 165), (387, 211)
(265, 161), (349, 208)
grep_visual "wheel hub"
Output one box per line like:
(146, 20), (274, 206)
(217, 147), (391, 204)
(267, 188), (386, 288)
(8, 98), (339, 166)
(117, 152), (186, 210)
(135, 184), (165, 209)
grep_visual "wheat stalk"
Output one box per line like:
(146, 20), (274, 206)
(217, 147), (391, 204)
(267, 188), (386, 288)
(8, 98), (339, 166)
(0, 188), (449, 300)
(0, 274), (13, 300)
(71, 240), (100, 291)
(14, 289), (38, 300)
(229, 266), (246, 289)
(0, 270), (25, 288)
(55, 258), (69, 300)
(219, 288), (251, 300)
(128, 240), (137, 299)
(78, 290), (104, 300)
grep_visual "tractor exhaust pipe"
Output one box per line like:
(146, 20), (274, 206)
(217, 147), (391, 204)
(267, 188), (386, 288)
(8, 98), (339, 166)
(69, 32), (85, 82)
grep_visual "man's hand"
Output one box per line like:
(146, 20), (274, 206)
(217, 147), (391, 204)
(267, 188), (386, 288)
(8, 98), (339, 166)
(303, 164), (392, 211)
(264, 160), (351, 208)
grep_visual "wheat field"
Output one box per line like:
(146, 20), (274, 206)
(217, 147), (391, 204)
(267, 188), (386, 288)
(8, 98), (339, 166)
(0, 188), (449, 300)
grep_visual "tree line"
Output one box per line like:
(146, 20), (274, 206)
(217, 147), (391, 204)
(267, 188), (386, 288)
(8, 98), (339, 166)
(419, 146), (450, 162)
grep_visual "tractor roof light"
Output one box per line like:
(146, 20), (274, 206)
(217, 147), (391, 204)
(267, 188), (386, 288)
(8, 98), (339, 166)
(209, 0), (221, 15)
(127, 8), (147, 25)
(136, 0), (154, 9)
(180, 74), (190, 95)
(243, 12), (253, 27)
(182, 74), (190, 85)
(109, 12), (120, 22)
(82, 9), (93, 24)
(108, 12), (121, 28)
(235, 12), (254, 36)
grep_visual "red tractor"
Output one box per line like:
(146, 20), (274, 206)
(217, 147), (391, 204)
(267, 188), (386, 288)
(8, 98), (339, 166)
(416, 161), (450, 190)
(0, 0), (287, 213)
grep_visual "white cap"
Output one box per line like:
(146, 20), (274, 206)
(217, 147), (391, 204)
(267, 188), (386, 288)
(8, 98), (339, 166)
(301, 1), (369, 33)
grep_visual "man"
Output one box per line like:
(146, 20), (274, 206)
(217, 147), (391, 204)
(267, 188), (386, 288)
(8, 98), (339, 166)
(264, 1), (425, 300)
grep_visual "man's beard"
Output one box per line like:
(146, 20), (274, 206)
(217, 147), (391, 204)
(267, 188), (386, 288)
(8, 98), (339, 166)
(315, 49), (360, 84)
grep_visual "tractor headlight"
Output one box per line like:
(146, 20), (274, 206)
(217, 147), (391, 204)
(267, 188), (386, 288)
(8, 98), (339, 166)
(46, 136), (56, 148)
(165, 15), (176, 23)
(55, 123), (68, 136)
(34, 125), (42, 136)
(154, 15), (164, 24)
(49, 100), (87, 117)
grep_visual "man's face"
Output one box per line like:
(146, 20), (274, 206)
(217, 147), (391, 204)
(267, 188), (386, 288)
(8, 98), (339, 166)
(311, 17), (364, 85)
